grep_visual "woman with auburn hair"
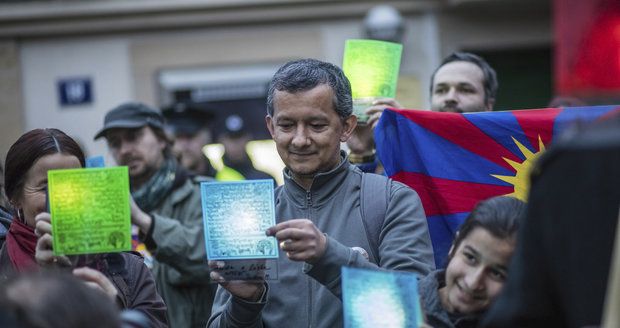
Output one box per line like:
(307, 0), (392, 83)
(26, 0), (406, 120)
(0, 128), (168, 327)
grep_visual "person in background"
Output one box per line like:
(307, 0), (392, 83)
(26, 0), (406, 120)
(430, 52), (497, 113)
(163, 101), (217, 178)
(0, 128), (167, 327)
(347, 52), (498, 173)
(215, 114), (275, 181)
(95, 102), (215, 328)
(418, 196), (525, 328)
(208, 58), (434, 328)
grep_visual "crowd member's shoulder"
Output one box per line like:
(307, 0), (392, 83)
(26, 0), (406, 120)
(532, 113), (620, 180)
(557, 113), (620, 150)
(0, 206), (12, 251)
(0, 206), (12, 228)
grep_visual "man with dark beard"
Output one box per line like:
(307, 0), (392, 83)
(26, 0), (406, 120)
(95, 102), (215, 328)
(430, 52), (497, 113)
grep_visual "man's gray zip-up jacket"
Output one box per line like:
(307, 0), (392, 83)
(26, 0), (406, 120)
(208, 153), (435, 327)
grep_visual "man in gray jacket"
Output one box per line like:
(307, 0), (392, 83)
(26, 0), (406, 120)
(208, 59), (435, 327)
(95, 103), (215, 328)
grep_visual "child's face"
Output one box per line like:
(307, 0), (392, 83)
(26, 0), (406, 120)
(439, 227), (515, 314)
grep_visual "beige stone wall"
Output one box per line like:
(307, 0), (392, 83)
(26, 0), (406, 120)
(130, 24), (323, 105)
(0, 40), (23, 163)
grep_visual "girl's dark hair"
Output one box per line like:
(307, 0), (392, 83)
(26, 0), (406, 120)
(4, 128), (85, 203)
(449, 196), (526, 260)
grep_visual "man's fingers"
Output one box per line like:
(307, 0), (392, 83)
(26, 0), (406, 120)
(34, 220), (52, 238)
(73, 267), (118, 300)
(367, 113), (382, 128)
(208, 260), (226, 270)
(82, 281), (104, 292)
(34, 212), (51, 224)
(279, 238), (315, 253)
(34, 249), (54, 264)
(266, 221), (294, 236)
(210, 271), (227, 284)
(274, 228), (307, 242)
(372, 98), (402, 108)
(266, 219), (309, 236)
(365, 106), (386, 116)
(73, 267), (109, 285)
(36, 233), (53, 251)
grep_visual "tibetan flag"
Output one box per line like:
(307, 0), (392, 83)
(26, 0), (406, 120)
(375, 105), (620, 267)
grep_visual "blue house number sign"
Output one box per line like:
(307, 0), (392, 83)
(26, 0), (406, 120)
(58, 77), (93, 106)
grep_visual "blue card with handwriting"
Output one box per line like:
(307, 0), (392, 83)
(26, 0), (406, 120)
(201, 180), (278, 260)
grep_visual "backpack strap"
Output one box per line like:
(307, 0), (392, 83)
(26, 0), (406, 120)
(274, 185), (283, 205)
(360, 173), (391, 264)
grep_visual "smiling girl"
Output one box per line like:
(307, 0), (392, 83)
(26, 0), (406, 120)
(418, 196), (525, 328)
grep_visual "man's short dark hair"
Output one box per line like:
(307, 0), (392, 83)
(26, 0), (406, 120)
(266, 59), (353, 120)
(430, 52), (498, 105)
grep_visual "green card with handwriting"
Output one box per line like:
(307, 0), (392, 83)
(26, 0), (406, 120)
(49, 167), (131, 255)
(343, 39), (403, 99)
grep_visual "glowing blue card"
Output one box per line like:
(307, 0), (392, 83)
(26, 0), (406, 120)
(85, 155), (105, 168)
(342, 267), (422, 328)
(201, 180), (278, 260)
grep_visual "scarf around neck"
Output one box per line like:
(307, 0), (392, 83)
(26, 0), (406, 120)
(6, 218), (38, 272)
(132, 157), (177, 212)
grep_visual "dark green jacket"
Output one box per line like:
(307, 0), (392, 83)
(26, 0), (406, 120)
(144, 176), (215, 328)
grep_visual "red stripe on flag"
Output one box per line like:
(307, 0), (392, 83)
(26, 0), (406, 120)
(512, 108), (561, 150)
(393, 171), (514, 216)
(395, 109), (521, 171)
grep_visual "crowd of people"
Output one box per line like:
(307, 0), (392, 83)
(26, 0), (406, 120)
(0, 52), (618, 328)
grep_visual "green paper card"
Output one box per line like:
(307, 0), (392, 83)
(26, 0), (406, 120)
(49, 166), (131, 256)
(342, 39), (403, 99)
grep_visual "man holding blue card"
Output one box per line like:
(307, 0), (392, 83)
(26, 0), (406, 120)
(208, 59), (435, 327)
(95, 102), (215, 328)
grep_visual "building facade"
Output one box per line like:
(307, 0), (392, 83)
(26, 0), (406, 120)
(0, 0), (550, 161)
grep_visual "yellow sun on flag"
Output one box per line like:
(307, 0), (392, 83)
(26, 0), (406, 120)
(491, 136), (546, 201)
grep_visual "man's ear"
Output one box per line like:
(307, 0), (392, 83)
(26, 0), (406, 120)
(265, 115), (275, 138)
(340, 115), (357, 142)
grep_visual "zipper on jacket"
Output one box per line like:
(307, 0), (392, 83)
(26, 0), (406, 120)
(306, 190), (313, 327)
(308, 277), (313, 328)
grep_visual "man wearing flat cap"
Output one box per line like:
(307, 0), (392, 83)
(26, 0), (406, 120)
(163, 102), (217, 178)
(95, 102), (215, 328)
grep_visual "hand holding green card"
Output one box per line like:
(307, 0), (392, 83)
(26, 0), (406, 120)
(342, 39), (403, 124)
(48, 166), (131, 256)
